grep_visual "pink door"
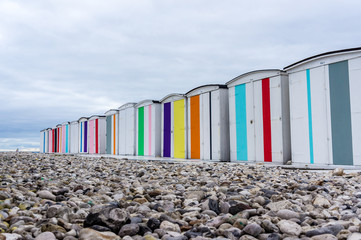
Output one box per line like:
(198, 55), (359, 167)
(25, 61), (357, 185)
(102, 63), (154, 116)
(88, 120), (95, 154)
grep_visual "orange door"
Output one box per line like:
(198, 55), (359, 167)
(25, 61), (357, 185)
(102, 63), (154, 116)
(190, 95), (200, 159)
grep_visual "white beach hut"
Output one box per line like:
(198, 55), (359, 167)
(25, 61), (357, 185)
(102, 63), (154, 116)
(61, 122), (70, 153)
(135, 100), (161, 157)
(226, 70), (291, 164)
(70, 121), (79, 154)
(88, 115), (106, 154)
(118, 103), (137, 156)
(185, 85), (230, 161)
(160, 94), (188, 159)
(40, 129), (48, 153)
(105, 109), (119, 155)
(78, 117), (89, 153)
(284, 47), (361, 166)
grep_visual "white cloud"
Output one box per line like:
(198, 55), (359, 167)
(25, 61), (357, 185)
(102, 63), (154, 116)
(0, 0), (361, 149)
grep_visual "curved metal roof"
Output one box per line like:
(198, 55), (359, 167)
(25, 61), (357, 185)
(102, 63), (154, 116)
(118, 102), (137, 110)
(135, 99), (160, 108)
(160, 93), (186, 103)
(284, 47), (361, 70)
(185, 84), (227, 96)
(77, 116), (90, 122)
(226, 69), (282, 85)
(104, 109), (119, 115)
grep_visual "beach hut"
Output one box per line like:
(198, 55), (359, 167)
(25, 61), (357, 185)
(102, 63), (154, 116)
(70, 121), (79, 154)
(186, 85), (230, 161)
(53, 127), (58, 153)
(61, 122), (70, 153)
(160, 94), (188, 159)
(88, 115), (106, 154)
(56, 124), (62, 153)
(284, 47), (361, 166)
(48, 128), (54, 153)
(135, 100), (161, 157)
(118, 103), (137, 156)
(105, 109), (119, 155)
(226, 70), (291, 164)
(40, 129), (48, 153)
(78, 117), (89, 153)
(46, 128), (52, 153)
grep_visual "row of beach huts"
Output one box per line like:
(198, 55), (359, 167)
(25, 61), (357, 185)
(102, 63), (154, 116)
(40, 48), (361, 166)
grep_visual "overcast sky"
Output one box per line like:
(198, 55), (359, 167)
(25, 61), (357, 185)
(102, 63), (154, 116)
(1, 0), (360, 151)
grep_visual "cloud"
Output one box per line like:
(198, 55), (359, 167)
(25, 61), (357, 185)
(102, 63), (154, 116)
(0, 0), (361, 149)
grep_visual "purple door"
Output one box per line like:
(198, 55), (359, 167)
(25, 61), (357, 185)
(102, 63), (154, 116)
(163, 102), (171, 157)
(84, 121), (88, 152)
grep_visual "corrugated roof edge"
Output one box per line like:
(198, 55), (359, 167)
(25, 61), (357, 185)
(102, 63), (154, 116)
(226, 69), (283, 85)
(104, 109), (119, 115)
(185, 84), (227, 95)
(118, 102), (137, 110)
(135, 99), (160, 108)
(284, 47), (361, 70)
(160, 93), (185, 102)
(89, 115), (105, 118)
(77, 116), (90, 121)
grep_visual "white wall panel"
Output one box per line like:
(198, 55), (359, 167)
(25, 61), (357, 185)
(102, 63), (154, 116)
(211, 90), (220, 160)
(289, 71), (309, 163)
(70, 123), (78, 153)
(200, 93), (211, 160)
(246, 83), (255, 162)
(228, 87), (237, 161)
(151, 105), (156, 156)
(349, 57), (361, 165)
(253, 81), (264, 162)
(310, 66), (330, 165)
(270, 77), (283, 162)
(119, 111), (126, 154)
(127, 108), (135, 155)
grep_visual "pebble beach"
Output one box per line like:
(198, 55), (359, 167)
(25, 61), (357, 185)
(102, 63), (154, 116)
(0, 152), (360, 240)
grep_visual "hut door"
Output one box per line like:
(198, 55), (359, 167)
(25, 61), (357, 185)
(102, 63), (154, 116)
(163, 102), (171, 157)
(106, 116), (112, 154)
(174, 99), (185, 159)
(190, 95), (200, 159)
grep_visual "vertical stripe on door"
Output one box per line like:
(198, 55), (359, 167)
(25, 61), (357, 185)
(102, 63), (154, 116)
(262, 78), (272, 162)
(209, 92), (212, 160)
(174, 99), (185, 158)
(95, 119), (99, 154)
(163, 102), (171, 157)
(190, 95), (200, 159)
(80, 123), (83, 153)
(148, 105), (152, 156)
(55, 129), (58, 152)
(113, 115), (116, 155)
(84, 121), (88, 153)
(235, 84), (248, 160)
(329, 61), (353, 165)
(106, 116), (111, 154)
(138, 107), (144, 156)
(51, 129), (55, 152)
(59, 128), (62, 152)
(66, 125), (69, 153)
(306, 69), (314, 164)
